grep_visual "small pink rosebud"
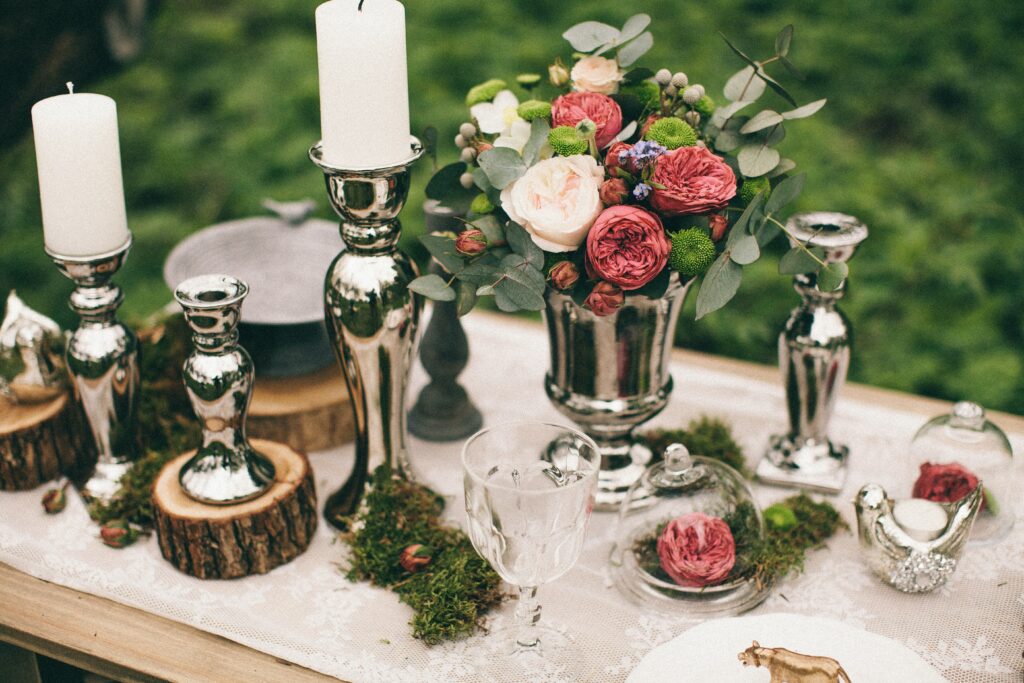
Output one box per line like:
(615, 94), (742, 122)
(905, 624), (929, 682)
(599, 178), (630, 206)
(548, 261), (580, 290)
(585, 281), (625, 317)
(455, 229), (487, 256)
(475, 141), (494, 154)
(41, 483), (68, 514)
(399, 544), (432, 573)
(708, 214), (729, 242)
(100, 520), (139, 549)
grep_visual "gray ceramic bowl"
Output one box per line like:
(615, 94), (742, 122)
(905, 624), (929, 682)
(164, 200), (341, 377)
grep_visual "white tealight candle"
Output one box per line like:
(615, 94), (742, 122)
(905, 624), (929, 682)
(31, 84), (130, 257)
(315, 0), (411, 168)
(893, 498), (948, 542)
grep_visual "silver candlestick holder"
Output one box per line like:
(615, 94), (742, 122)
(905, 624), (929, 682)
(174, 274), (275, 505)
(310, 137), (424, 529)
(47, 236), (140, 504)
(757, 212), (868, 494)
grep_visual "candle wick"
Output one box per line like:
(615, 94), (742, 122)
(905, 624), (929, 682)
(357, 0), (364, 10)
(66, 82), (75, 95)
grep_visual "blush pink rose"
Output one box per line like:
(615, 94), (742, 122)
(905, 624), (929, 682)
(657, 512), (736, 587)
(552, 92), (623, 149)
(584, 281), (624, 316)
(585, 206), (670, 290)
(599, 178), (629, 206)
(650, 146), (737, 216)
(913, 461), (983, 510)
(604, 141), (632, 174)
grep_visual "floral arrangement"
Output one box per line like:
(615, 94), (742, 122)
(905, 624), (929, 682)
(414, 16), (834, 319)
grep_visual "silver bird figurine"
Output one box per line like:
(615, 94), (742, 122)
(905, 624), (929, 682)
(0, 291), (66, 404)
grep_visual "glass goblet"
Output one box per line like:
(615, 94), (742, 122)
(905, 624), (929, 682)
(462, 422), (599, 671)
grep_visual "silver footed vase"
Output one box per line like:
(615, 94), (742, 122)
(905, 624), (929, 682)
(310, 138), (424, 530)
(543, 274), (693, 510)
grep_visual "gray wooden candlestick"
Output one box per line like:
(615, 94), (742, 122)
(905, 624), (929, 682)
(408, 200), (483, 441)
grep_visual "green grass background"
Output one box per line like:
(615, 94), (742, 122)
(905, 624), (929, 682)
(1, 0), (1022, 412)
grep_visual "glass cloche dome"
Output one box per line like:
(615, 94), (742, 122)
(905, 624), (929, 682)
(609, 444), (770, 614)
(908, 401), (1014, 544)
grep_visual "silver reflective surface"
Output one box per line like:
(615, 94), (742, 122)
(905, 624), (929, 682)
(174, 274), (275, 505)
(0, 290), (66, 404)
(759, 212), (868, 494)
(47, 238), (140, 504)
(311, 139), (424, 529)
(543, 275), (693, 510)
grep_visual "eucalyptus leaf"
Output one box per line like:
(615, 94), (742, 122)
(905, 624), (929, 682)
(522, 118), (551, 166)
(757, 69), (798, 107)
(775, 25), (794, 57)
(779, 246), (822, 274)
(768, 158), (797, 178)
(622, 67), (654, 84)
(457, 259), (502, 287)
(729, 192), (766, 241)
(476, 284), (495, 296)
(456, 280), (477, 316)
(723, 66), (766, 103)
(477, 147), (526, 190)
(563, 21), (620, 52)
(421, 234), (465, 274)
(754, 218), (781, 247)
(472, 214), (505, 244)
(740, 110), (784, 134)
(729, 234), (761, 265)
(617, 31), (653, 67)
(505, 221), (544, 270)
(711, 100), (752, 128)
(763, 123), (786, 145)
(409, 274), (456, 302)
(765, 173), (805, 215)
(779, 55), (805, 81)
(719, 32), (758, 69)
(696, 253), (743, 319)
(714, 129), (742, 152)
(737, 144), (781, 177)
(421, 125), (438, 169)
(425, 162), (476, 212)
(817, 261), (849, 291)
(495, 254), (546, 310)
(619, 14), (652, 43)
(781, 98), (827, 120)
(612, 120), (638, 144)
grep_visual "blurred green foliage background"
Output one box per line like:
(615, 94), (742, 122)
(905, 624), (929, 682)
(1, 0), (1022, 412)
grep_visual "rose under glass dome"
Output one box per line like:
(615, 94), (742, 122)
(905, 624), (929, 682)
(609, 444), (771, 614)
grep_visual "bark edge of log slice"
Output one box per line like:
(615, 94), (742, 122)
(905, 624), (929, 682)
(0, 391), (95, 491)
(152, 438), (318, 580)
(248, 368), (353, 453)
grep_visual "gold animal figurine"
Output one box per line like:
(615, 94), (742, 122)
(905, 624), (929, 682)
(738, 641), (851, 682)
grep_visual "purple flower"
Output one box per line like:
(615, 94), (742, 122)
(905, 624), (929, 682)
(617, 141), (667, 172)
(633, 183), (652, 200)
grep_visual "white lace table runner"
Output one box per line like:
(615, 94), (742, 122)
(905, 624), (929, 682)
(0, 314), (1021, 682)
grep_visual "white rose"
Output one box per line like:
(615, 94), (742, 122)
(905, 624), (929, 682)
(571, 56), (623, 95)
(500, 155), (604, 252)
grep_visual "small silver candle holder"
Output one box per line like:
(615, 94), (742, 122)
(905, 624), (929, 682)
(757, 213), (868, 494)
(47, 236), (140, 504)
(174, 274), (275, 504)
(310, 137), (424, 529)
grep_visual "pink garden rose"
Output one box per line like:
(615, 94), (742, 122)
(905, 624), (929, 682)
(650, 146), (737, 216)
(657, 512), (736, 587)
(599, 178), (629, 206)
(584, 281), (624, 316)
(604, 141), (632, 174)
(552, 91), (623, 149)
(585, 206), (670, 290)
(913, 461), (983, 510)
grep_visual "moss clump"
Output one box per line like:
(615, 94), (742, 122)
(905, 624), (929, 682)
(517, 99), (552, 122)
(693, 94), (716, 117)
(465, 79), (508, 106)
(740, 176), (771, 204)
(644, 116), (697, 149)
(642, 415), (748, 476)
(622, 80), (661, 109)
(342, 466), (504, 644)
(668, 228), (716, 277)
(548, 125), (588, 156)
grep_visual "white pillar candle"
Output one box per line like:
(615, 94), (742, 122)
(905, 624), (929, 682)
(893, 498), (948, 542)
(31, 84), (130, 257)
(315, 0), (411, 168)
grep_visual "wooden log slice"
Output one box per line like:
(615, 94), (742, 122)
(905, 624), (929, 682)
(152, 439), (318, 580)
(0, 392), (95, 491)
(248, 368), (353, 453)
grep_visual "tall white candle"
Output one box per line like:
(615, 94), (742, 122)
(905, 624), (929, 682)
(31, 85), (130, 257)
(893, 498), (948, 542)
(315, 0), (411, 168)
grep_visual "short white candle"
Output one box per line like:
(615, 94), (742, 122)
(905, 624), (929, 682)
(893, 498), (948, 542)
(315, 0), (411, 168)
(31, 84), (130, 257)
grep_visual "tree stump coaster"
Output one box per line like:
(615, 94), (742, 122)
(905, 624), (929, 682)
(248, 368), (353, 453)
(152, 439), (318, 580)
(0, 392), (95, 491)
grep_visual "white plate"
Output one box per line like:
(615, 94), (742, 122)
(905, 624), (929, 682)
(627, 613), (946, 682)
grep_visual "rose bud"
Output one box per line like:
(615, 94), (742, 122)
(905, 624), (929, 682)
(41, 484), (68, 515)
(548, 62), (570, 87)
(599, 178), (630, 206)
(399, 544), (432, 573)
(455, 229), (487, 256)
(548, 261), (580, 290)
(604, 141), (632, 174)
(708, 214), (729, 242)
(584, 281), (625, 317)
(475, 141), (494, 154)
(100, 520), (139, 549)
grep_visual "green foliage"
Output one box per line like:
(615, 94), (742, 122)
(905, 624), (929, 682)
(644, 116), (697, 149)
(342, 466), (503, 645)
(465, 78), (507, 106)
(642, 415), (749, 476)
(669, 228), (716, 276)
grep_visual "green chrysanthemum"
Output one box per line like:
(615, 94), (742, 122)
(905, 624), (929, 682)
(548, 126), (588, 156)
(516, 73), (542, 90)
(644, 117), (697, 150)
(669, 228), (716, 276)
(740, 176), (771, 204)
(470, 193), (495, 215)
(517, 99), (552, 122)
(465, 79), (508, 106)
(694, 94), (716, 117)
(622, 81), (661, 109)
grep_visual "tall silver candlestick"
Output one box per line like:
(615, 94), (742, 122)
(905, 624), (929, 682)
(757, 212), (868, 494)
(47, 236), (140, 503)
(310, 137), (424, 529)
